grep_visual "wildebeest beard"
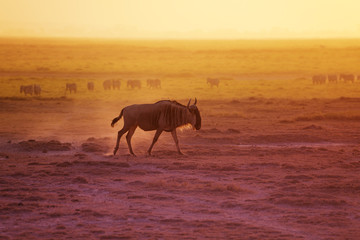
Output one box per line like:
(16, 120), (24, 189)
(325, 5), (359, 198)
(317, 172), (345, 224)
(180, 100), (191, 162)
(194, 108), (201, 130)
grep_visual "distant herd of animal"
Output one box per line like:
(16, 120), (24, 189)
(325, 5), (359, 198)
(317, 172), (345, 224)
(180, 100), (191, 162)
(18, 79), (161, 96)
(312, 74), (360, 85)
(19, 78), (217, 96)
(20, 84), (42, 96)
(18, 74), (360, 96)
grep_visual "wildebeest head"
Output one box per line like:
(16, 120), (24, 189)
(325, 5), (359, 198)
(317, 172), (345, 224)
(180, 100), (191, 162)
(187, 98), (201, 130)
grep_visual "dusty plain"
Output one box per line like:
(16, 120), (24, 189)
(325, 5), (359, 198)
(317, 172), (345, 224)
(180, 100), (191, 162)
(1, 38), (360, 239)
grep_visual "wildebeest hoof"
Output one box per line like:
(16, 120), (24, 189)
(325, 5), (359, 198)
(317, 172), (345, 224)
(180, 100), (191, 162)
(113, 148), (118, 155)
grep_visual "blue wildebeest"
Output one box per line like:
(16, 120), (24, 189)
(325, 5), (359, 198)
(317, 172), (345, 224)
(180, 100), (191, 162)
(312, 75), (326, 84)
(33, 84), (41, 96)
(127, 79), (142, 89)
(327, 74), (338, 83)
(111, 99), (202, 156)
(112, 79), (121, 90)
(339, 74), (355, 83)
(207, 78), (220, 88)
(103, 80), (112, 90)
(147, 79), (161, 89)
(87, 82), (94, 91)
(66, 83), (77, 94)
(20, 85), (34, 96)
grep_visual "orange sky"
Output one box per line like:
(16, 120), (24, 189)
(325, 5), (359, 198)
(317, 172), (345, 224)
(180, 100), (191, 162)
(0, 0), (359, 39)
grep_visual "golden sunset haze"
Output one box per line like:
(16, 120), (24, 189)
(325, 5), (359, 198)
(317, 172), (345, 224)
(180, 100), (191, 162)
(1, 0), (360, 39)
(2, 1), (360, 239)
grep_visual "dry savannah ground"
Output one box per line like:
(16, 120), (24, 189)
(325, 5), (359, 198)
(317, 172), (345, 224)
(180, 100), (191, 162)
(1, 38), (360, 239)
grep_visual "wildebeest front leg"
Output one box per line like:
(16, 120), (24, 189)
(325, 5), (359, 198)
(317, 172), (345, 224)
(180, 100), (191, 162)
(126, 125), (137, 156)
(171, 129), (183, 155)
(148, 129), (163, 155)
(114, 127), (128, 155)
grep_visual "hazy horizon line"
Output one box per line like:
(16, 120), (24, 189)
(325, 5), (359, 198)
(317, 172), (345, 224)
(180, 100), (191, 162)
(1, 35), (360, 41)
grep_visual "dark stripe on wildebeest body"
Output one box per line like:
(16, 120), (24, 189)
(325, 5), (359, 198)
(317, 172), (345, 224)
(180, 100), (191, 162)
(111, 99), (201, 156)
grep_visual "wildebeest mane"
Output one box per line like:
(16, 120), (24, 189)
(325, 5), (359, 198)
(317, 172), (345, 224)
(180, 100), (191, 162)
(153, 100), (189, 129)
(155, 100), (185, 107)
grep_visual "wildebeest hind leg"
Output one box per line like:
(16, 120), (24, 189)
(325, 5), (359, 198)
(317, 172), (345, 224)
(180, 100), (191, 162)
(148, 129), (163, 156)
(126, 125), (137, 156)
(114, 127), (129, 155)
(171, 130), (183, 155)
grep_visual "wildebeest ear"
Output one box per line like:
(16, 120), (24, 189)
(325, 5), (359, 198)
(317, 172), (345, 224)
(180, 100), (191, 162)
(187, 99), (191, 108)
(194, 98), (197, 105)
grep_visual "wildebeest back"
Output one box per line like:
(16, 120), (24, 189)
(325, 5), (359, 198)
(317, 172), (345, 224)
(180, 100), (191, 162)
(125, 101), (190, 131)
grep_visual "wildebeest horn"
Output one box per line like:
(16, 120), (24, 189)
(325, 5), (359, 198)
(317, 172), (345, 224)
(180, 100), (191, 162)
(194, 98), (197, 105)
(187, 99), (191, 108)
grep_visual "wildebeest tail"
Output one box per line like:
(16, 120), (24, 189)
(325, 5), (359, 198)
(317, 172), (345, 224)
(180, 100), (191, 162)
(111, 109), (124, 127)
